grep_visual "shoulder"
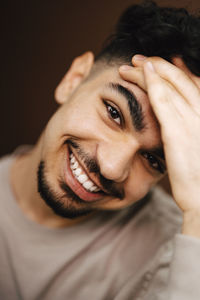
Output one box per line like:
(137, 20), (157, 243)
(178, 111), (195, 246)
(0, 153), (14, 185)
(117, 185), (182, 240)
(0, 145), (32, 182)
(150, 186), (182, 234)
(110, 188), (182, 297)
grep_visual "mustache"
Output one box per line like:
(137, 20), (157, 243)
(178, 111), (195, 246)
(67, 139), (124, 200)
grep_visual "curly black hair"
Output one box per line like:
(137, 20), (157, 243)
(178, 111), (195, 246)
(96, 1), (200, 76)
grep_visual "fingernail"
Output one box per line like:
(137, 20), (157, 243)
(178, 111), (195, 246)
(133, 54), (147, 61)
(119, 65), (132, 71)
(146, 61), (155, 72)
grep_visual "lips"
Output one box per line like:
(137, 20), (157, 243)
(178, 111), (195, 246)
(64, 147), (105, 202)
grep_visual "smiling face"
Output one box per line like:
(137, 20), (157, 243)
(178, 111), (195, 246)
(37, 53), (166, 219)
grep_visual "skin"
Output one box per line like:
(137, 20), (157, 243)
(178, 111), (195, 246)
(119, 55), (200, 238)
(11, 52), (166, 228)
(11, 51), (200, 237)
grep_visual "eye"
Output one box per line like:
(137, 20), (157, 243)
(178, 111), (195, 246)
(104, 100), (122, 125)
(141, 151), (165, 174)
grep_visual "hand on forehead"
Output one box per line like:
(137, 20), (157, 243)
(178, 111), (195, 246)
(119, 55), (200, 112)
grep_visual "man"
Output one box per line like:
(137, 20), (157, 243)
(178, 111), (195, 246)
(1, 1), (200, 299)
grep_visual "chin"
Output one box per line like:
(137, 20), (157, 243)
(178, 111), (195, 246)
(37, 160), (96, 219)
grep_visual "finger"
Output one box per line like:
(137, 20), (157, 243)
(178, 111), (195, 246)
(143, 62), (192, 127)
(119, 63), (192, 126)
(118, 65), (147, 91)
(132, 54), (147, 66)
(172, 57), (200, 90)
(133, 56), (200, 113)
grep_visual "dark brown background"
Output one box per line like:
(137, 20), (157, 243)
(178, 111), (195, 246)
(1, 0), (199, 157)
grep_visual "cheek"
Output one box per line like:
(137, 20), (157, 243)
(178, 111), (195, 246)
(101, 161), (157, 211)
(43, 103), (95, 144)
(125, 161), (156, 203)
(61, 100), (102, 136)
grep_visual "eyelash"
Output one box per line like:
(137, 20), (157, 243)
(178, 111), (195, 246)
(141, 151), (165, 174)
(103, 100), (123, 126)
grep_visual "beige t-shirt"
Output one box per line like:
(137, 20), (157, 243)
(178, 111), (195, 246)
(0, 152), (200, 300)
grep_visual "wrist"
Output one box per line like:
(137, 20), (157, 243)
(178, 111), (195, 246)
(182, 210), (200, 238)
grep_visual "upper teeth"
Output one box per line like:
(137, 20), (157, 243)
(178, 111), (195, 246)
(69, 153), (100, 193)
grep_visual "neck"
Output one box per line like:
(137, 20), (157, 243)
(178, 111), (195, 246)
(10, 138), (94, 228)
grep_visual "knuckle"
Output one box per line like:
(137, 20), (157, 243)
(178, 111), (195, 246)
(146, 56), (164, 65)
(173, 67), (186, 81)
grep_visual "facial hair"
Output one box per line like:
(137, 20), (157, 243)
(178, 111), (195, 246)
(37, 161), (94, 219)
(67, 139), (124, 199)
(37, 140), (124, 219)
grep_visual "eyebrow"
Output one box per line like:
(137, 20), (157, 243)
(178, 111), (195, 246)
(107, 82), (145, 131)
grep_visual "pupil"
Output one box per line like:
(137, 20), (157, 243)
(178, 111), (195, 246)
(149, 155), (157, 166)
(110, 107), (118, 119)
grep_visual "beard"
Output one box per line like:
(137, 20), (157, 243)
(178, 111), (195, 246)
(37, 161), (95, 219)
(37, 140), (124, 220)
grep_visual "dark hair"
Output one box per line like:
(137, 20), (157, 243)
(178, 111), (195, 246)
(96, 1), (200, 76)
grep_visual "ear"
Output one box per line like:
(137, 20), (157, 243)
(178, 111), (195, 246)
(55, 51), (94, 104)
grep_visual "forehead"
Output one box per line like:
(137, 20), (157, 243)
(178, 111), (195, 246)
(89, 64), (151, 111)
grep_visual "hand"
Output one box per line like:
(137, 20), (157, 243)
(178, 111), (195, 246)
(119, 56), (200, 237)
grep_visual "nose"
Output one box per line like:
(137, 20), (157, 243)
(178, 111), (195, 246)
(97, 138), (139, 183)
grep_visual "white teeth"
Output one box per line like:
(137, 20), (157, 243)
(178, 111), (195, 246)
(94, 187), (100, 192)
(71, 156), (75, 164)
(83, 180), (94, 190)
(69, 152), (101, 193)
(77, 174), (88, 184)
(74, 168), (82, 176)
(89, 186), (97, 192)
(71, 161), (78, 169)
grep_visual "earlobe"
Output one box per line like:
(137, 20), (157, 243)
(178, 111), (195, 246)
(54, 51), (94, 104)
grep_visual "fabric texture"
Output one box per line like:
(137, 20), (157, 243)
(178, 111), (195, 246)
(0, 151), (200, 300)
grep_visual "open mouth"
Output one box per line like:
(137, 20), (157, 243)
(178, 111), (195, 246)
(64, 146), (106, 202)
(70, 152), (101, 193)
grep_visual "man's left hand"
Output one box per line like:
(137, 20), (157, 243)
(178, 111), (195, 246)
(119, 56), (200, 238)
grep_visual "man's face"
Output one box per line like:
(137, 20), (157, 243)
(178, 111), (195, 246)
(38, 63), (166, 219)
